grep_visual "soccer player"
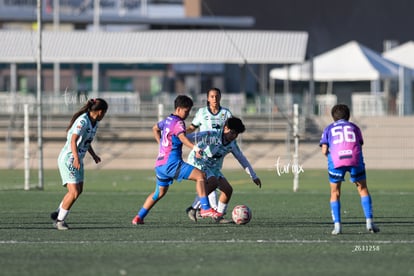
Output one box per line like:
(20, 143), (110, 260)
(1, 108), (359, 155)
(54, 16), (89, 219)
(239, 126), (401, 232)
(187, 87), (232, 133)
(186, 88), (232, 215)
(186, 117), (262, 223)
(50, 98), (108, 230)
(320, 104), (380, 235)
(131, 95), (220, 225)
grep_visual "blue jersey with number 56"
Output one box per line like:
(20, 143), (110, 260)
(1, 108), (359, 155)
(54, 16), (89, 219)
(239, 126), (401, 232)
(319, 119), (363, 168)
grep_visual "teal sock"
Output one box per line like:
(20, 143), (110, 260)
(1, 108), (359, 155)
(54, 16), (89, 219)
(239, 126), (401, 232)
(138, 208), (149, 219)
(200, 196), (210, 210)
(361, 195), (373, 219)
(330, 201), (341, 223)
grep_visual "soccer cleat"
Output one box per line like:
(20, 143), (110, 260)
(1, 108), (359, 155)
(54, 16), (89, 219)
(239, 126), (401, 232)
(185, 206), (197, 222)
(199, 208), (220, 219)
(218, 218), (233, 224)
(331, 228), (342, 235)
(331, 226), (342, 235)
(50, 211), (58, 221)
(54, 220), (69, 230)
(132, 215), (144, 225)
(215, 212), (224, 218)
(367, 223), (380, 233)
(214, 216), (233, 224)
(195, 208), (202, 220)
(213, 212), (233, 224)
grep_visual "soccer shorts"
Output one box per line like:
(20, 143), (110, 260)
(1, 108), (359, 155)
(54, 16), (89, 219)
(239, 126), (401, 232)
(57, 152), (84, 185)
(204, 166), (224, 179)
(327, 155), (366, 183)
(155, 160), (195, 187)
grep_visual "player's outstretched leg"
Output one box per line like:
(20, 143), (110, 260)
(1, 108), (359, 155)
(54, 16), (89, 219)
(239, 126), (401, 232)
(132, 185), (169, 225)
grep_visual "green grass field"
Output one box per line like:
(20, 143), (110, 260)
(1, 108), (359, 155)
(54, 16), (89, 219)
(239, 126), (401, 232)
(0, 169), (413, 276)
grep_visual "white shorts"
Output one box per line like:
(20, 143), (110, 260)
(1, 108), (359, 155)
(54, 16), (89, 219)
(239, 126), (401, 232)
(58, 151), (84, 185)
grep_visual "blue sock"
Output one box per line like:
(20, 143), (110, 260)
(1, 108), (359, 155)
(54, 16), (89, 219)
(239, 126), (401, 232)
(330, 201), (341, 223)
(199, 196), (210, 210)
(361, 195), (373, 219)
(138, 208), (149, 219)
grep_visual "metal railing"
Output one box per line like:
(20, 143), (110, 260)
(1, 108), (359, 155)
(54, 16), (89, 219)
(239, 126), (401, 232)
(0, 0), (184, 14)
(0, 92), (296, 116)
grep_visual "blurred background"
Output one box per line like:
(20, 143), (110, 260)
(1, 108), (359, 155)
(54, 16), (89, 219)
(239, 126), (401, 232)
(0, 0), (413, 174)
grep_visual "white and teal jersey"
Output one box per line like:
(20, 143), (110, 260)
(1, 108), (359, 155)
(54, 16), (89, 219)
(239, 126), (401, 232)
(187, 131), (257, 179)
(59, 113), (98, 162)
(191, 106), (232, 132)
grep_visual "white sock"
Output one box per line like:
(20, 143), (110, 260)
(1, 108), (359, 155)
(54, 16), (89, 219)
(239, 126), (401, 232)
(57, 208), (69, 221)
(208, 190), (218, 210)
(334, 222), (341, 230)
(366, 218), (373, 227)
(56, 201), (63, 212)
(191, 196), (201, 209)
(217, 201), (227, 214)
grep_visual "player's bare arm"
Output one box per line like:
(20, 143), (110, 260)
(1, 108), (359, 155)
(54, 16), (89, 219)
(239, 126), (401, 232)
(178, 132), (202, 158)
(177, 132), (194, 149)
(152, 124), (161, 144)
(186, 124), (197, 134)
(70, 134), (81, 169)
(321, 144), (329, 155)
(88, 145), (101, 164)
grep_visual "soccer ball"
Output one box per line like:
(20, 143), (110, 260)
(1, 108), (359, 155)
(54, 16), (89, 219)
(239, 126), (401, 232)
(232, 205), (252, 225)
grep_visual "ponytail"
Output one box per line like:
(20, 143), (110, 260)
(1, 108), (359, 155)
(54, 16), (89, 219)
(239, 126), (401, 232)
(66, 98), (108, 132)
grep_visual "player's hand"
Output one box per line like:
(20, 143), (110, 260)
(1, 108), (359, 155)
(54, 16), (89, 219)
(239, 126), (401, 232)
(195, 150), (203, 159)
(72, 158), (81, 170)
(193, 145), (203, 158)
(253, 178), (262, 188)
(93, 155), (101, 164)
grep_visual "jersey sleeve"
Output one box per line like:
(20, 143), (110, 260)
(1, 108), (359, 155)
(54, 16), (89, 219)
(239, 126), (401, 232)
(353, 123), (364, 146)
(319, 126), (330, 146)
(191, 108), (203, 128)
(231, 142), (258, 179)
(72, 116), (88, 137)
(172, 119), (186, 137)
(157, 118), (165, 131)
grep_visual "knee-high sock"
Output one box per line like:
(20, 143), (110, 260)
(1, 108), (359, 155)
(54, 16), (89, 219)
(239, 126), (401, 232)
(361, 195), (373, 219)
(330, 201), (341, 223)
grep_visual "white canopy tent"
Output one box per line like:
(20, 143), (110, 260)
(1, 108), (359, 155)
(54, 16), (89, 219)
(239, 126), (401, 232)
(383, 41), (414, 115)
(269, 41), (404, 116)
(383, 41), (414, 69)
(270, 40), (400, 83)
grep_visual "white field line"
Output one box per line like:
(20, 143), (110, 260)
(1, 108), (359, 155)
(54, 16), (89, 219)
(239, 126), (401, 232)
(0, 239), (413, 245)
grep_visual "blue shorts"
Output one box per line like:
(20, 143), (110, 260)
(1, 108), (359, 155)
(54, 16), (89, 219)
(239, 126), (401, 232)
(155, 160), (195, 187)
(327, 155), (366, 183)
